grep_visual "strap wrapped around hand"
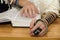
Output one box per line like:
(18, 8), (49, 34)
(33, 19), (48, 36)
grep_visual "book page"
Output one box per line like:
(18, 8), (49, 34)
(10, 8), (41, 27)
(0, 7), (41, 27)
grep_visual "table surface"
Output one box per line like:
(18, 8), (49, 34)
(0, 18), (60, 38)
(0, 0), (60, 40)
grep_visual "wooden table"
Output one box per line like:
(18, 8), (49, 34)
(0, 18), (60, 40)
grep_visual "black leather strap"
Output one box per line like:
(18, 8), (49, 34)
(33, 19), (48, 36)
(45, 13), (57, 25)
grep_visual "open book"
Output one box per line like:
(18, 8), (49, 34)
(0, 7), (41, 27)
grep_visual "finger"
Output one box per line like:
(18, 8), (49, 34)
(30, 22), (42, 33)
(30, 31), (34, 36)
(39, 26), (47, 36)
(23, 13), (26, 17)
(31, 6), (39, 18)
(28, 8), (33, 18)
(32, 8), (37, 18)
(20, 8), (24, 16)
(39, 22), (46, 29)
(24, 8), (29, 17)
(31, 6), (37, 18)
(32, 5), (39, 14)
(35, 7), (39, 14)
(30, 19), (36, 29)
(34, 6), (39, 14)
(30, 22), (42, 36)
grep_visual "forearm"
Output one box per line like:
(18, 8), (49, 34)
(42, 12), (58, 26)
(18, 0), (30, 6)
(10, 0), (30, 6)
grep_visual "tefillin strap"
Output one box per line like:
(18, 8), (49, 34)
(45, 12), (57, 25)
(8, 0), (12, 9)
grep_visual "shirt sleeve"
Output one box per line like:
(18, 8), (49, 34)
(43, 0), (59, 17)
(29, 0), (60, 17)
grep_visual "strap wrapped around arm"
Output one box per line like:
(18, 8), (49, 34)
(43, 12), (58, 26)
(34, 12), (58, 28)
(35, 12), (58, 27)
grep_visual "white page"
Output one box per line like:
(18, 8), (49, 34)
(0, 7), (41, 27)
(10, 8), (41, 27)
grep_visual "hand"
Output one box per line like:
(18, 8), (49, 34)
(30, 19), (47, 36)
(20, 1), (39, 18)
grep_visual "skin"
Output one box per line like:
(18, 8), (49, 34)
(30, 19), (47, 36)
(20, 1), (39, 18)
(12, 0), (48, 36)
(30, 12), (57, 36)
(12, 0), (39, 18)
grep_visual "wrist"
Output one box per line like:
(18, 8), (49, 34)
(13, 0), (33, 7)
(22, 1), (32, 6)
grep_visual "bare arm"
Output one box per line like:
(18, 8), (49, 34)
(10, 0), (30, 6)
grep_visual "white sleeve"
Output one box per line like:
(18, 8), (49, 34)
(29, 0), (59, 17)
(42, 0), (59, 17)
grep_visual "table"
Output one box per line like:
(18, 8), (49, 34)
(0, 18), (60, 40)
